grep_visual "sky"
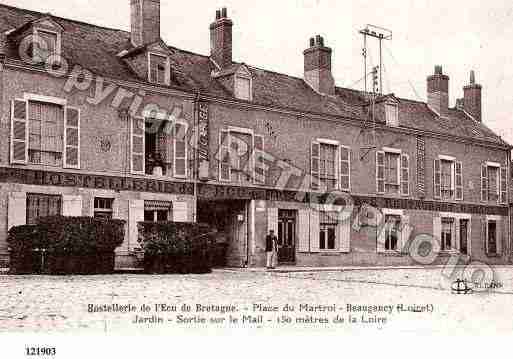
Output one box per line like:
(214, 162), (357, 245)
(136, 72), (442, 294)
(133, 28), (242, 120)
(3, 0), (513, 145)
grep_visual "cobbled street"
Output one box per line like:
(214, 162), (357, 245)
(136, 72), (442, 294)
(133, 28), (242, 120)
(1, 267), (512, 334)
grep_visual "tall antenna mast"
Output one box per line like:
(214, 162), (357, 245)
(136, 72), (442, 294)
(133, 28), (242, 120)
(358, 24), (392, 160)
(359, 24), (392, 96)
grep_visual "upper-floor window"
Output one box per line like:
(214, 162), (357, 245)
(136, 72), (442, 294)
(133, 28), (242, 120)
(311, 140), (351, 192)
(376, 148), (409, 196)
(34, 29), (58, 62)
(235, 75), (252, 101)
(148, 53), (170, 85)
(481, 162), (507, 204)
(10, 97), (80, 168)
(385, 101), (399, 127)
(219, 129), (265, 185)
(131, 117), (188, 178)
(434, 156), (463, 201)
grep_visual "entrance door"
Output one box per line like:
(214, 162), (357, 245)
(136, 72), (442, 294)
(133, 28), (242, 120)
(459, 219), (469, 255)
(278, 210), (296, 263)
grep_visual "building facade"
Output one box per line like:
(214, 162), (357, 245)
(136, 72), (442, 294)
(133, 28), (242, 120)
(0, 1), (510, 269)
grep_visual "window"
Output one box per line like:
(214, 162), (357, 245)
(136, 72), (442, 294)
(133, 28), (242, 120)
(149, 53), (169, 85)
(377, 149), (409, 195)
(144, 201), (172, 222)
(481, 163), (506, 203)
(384, 152), (400, 194)
(235, 76), (252, 101)
(28, 101), (64, 166)
(34, 29), (58, 62)
(434, 157), (462, 200)
(94, 198), (114, 219)
(384, 215), (401, 251)
(319, 211), (337, 251)
(26, 193), (61, 225)
(440, 159), (454, 200)
(486, 220), (497, 255)
(385, 102), (398, 127)
(441, 218), (455, 251)
(319, 143), (337, 191)
(218, 129), (261, 184)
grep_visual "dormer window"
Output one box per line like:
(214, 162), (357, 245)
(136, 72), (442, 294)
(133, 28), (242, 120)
(385, 101), (399, 127)
(32, 28), (61, 64)
(148, 53), (170, 85)
(235, 74), (252, 101)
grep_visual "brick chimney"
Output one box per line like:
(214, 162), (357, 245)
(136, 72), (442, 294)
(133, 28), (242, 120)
(463, 70), (482, 122)
(210, 7), (233, 69)
(130, 0), (160, 47)
(304, 35), (335, 95)
(427, 65), (449, 117)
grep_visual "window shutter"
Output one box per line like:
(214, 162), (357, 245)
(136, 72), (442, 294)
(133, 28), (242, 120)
(7, 192), (27, 230)
(377, 220), (386, 253)
(481, 164), (488, 202)
(400, 215), (411, 254)
(174, 122), (188, 178)
(62, 195), (82, 217)
(267, 207), (278, 234)
(219, 130), (231, 182)
(173, 201), (188, 223)
(340, 146), (351, 191)
(497, 219), (503, 255)
(338, 218), (350, 253)
(10, 99), (29, 164)
(254, 135), (265, 184)
(400, 154), (410, 196)
(131, 117), (145, 174)
(455, 161), (463, 201)
(64, 107), (80, 169)
(434, 159), (441, 199)
(483, 218), (488, 254)
(129, 199), (144, 250)
(433, 215), (442, 255)
(500, 166), (507, 204)
(297, 209), (310, 253)
(311, 142), (320, 190)
(309, 210), (320, 253)
(376, 151), (386, 194)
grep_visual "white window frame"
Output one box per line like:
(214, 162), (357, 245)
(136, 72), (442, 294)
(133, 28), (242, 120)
(23, 93), (69, 168)
(220, 127), (255, 183)
(234, 74), (253, 101)
(378, 208), (405, 254)
(485, 162), (501, 203)
(383, 147), (401, 195)
(385, 101), (399, 127)
(130, 116), (146, 175)
(438, 155), (456, 200)
(32, 27), (62, 63)
(485, 215), (501, 256)
(437, 212), (471, 254)
(147, 52), (171, 86)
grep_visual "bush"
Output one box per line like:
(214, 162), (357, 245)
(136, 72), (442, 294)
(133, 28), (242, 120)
(138, 222), (214, 274)
(8, 216), (125, 275)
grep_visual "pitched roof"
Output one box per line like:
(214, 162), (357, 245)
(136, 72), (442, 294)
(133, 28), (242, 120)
(0, 3), (508, 147)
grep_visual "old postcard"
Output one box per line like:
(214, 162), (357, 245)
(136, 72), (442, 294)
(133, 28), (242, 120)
(0, 0), (512, 357)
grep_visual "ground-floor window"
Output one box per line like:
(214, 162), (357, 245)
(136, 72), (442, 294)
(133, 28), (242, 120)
(319, 211), (337, 250)
(441, 218), (455, 251)
(487, 220), (497, 255)
(144, 200), (172, 222)
(26, 193), (62, 225)
(384, 215), (401, 251)
(94, 198), (114, 219)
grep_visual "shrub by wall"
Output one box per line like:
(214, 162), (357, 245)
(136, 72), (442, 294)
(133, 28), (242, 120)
(137, 222), (214, 274)
(8, 216), (125, 275)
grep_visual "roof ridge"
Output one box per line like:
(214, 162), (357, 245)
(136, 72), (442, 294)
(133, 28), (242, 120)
(0, 2), (128, 33)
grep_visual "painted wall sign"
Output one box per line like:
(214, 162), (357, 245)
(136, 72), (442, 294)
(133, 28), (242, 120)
(197, 102), (210, 162)
(0, 167), (507, 216)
